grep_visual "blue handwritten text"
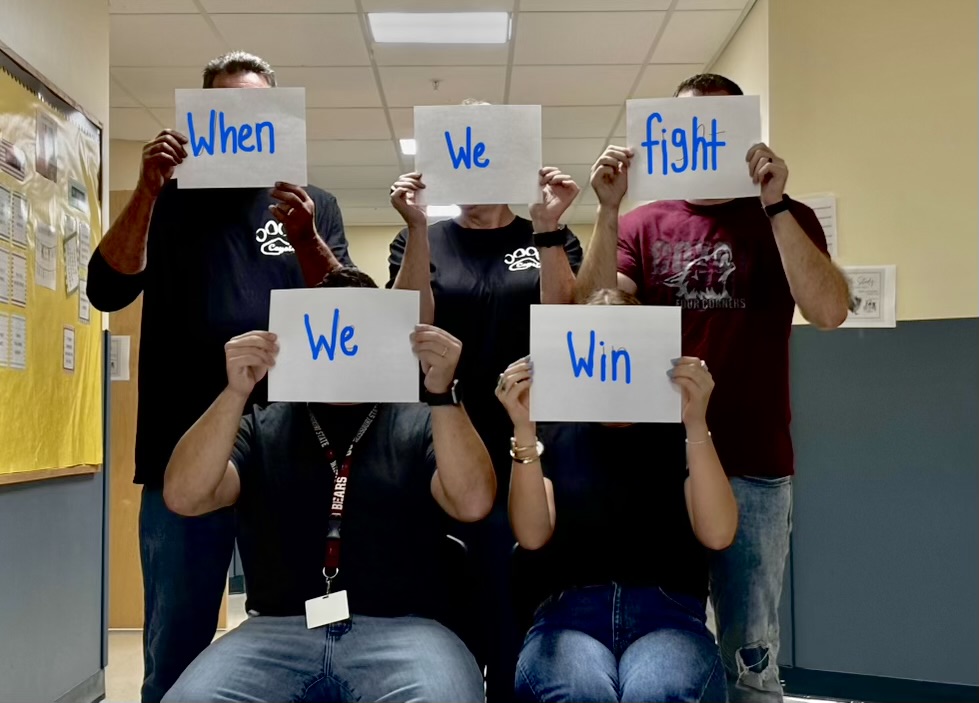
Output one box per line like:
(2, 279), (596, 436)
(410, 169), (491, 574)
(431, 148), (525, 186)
(444, 126), (489, 170)
(641, 112), (726, 176)
(187, 110), (275, 157)
(305, 308), (358, 361)
(566, 330), (631, 384)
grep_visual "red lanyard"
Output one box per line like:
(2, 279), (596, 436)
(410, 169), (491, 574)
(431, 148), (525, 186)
(308, 404), (378, 593)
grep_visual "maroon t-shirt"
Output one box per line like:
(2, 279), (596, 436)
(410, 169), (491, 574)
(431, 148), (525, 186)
(617, 197), (828, 478)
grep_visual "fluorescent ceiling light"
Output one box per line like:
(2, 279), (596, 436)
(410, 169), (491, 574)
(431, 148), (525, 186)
(368, 12), (511, 44)
(399, 138), (416, 155)
(426, 205), (460, 218)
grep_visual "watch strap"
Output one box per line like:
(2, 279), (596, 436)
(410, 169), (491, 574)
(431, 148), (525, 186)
(425, 379), (462, 406)
(533, 228), (566, 248)
(763, 194), (792, 218)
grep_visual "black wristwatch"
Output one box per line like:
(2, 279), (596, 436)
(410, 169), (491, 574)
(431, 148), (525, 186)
(763, 194), (792, 218)
(425, 379), (463, 406)
(533, 227), (566, 248)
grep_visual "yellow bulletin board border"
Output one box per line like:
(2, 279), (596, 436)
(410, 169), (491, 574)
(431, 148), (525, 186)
(0, 39), (104, 484)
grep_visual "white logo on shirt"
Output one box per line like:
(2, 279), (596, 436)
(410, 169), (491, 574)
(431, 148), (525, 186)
(504, 246), (540, 272)
(255, 219), (295, 256)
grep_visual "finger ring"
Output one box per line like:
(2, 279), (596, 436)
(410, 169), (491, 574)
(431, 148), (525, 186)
(440, 346), (447, 358)
(287, 207), (295, 216)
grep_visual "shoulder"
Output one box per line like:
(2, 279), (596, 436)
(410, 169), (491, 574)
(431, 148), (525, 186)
(248, 402), (301, 433)
(385, 403), (432, 431)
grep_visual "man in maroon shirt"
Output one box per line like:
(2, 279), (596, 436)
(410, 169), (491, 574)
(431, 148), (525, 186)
(573, 74), (850, 702)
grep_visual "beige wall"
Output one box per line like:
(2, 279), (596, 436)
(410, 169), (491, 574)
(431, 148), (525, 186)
(711, 0), (769, 144)
(110, 139), (143, 192)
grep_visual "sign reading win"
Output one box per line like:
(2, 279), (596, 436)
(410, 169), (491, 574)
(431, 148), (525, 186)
(175, 87), (307, 189)
(626, 95), (761, 201)
(529, 305), (682, 423)
(413, 104), (542, 206)
(268, 288), (420, 403)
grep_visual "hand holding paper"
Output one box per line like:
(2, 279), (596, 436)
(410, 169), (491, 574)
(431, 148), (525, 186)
(390, 172), (427, 228)
(269, 182), (316, 241)
(590, 146), (633, 208)
(139, 129), (188, 197)
(410, 324), (461, 394)
(530, 167), (580, 231)
(667, 357), (714, 432)
(746, 143), (788, 207)
(225, 331), (279, 398)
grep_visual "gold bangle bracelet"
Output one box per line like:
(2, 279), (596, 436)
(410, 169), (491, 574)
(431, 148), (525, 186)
(510, 438), (545, 458)
(686, 431), (712, 446)
(511, 453), (540, 465)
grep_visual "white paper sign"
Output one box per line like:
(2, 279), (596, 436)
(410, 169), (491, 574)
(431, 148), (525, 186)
(414, 105), (542, 206)
(799, 193), (838, 258)
(0, 249), (8, 304)
(63, 326), (75, 372)
(79, 279), (91, 323)
(11, 253), (27, 306)
(268, 288), (420, 403)
(110, 335), (131, 381)
(626, 96), (761, 201)
(0, 313), (8, 367)
(10, 314), (26, 370)
(529, 305), (682, 423)
(841, 265), (897, 328)
(175, 88), (307, 189)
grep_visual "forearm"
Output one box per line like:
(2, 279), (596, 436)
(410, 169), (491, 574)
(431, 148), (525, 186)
(289, 231), (343, 287)
(99, 186), (156, 275)
(539, 247), (576, 304)
(431, 405), (496, 522)
(164, 387), (246, 516)
(771, 212), (850, 329)
(573, 204), (619, 301)
(392, 224), (435, 323)
(508, 422), (554, 549)
(686, 425), (737, 550)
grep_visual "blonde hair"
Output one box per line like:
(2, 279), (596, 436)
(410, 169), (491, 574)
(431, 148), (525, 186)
(583, 288), (641, 306)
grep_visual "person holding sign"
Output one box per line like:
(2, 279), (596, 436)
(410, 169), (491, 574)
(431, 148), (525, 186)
(573, 74), (850, 703)
(496, 289), (736, 703)
(387, 137), (582, 701)
(86, 51), (353, 703)
(161, 268), (494, 703)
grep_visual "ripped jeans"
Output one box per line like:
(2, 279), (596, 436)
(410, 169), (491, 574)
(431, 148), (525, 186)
(709, 476), (792, 703)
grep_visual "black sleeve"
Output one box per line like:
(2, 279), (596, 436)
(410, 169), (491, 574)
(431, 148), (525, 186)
(315, 191), (353, 267)
(563, 227), (584, 275)
(86, 247), (145, 312)
(229, 410), (256, 479)
(385, 227), (409, 289)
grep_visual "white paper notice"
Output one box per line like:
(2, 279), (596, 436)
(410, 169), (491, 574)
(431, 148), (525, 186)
(110, 335), (131, 381)
(0, 313), (8, 367)
(11, 193), (28, 247)
(268, 288), (420, 403)
(0, 249), (8, 304)
(35, 221), (58, 290)
(799, 194), (838, 258)
(11, 252), (27, 306)
(413, 105), (542, 206)
(11, 314), (26, 369)
(0, 186), (10, 241)
(626, 96), (761, 201)
(175, 87), (307, 189)
(64, 234), (79, 294)
(78, 221), (92, 277)
(841, 265), (897, 328)
(63, 326), (75, 372)
(529, 304), (682, 423)
(79, 279), (91, 323)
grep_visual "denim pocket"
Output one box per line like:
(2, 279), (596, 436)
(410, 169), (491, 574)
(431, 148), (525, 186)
(532, 591), (561, 621)
(656, 587), (707, 621)
(739, 475), (792, 488)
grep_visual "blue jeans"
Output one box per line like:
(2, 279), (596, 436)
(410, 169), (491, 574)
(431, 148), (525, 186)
(709, 476), (793, 703)
(162, 614), (485, 702)
(515, 584), (726, 702)
(140, 487), (236, 702)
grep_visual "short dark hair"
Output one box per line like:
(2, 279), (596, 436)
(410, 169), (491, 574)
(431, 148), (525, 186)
(202, 51), (276, 89)
(316, 267), (378, 290)
(583, 288), (641, 306)
(673, 73), (743, 97)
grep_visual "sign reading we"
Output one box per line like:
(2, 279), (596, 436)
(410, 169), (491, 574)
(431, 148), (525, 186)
(413, 105), (542, 206)
(175, 88), (307, 189)
(268, 288), (420, 403)
(529, 305), (682, 423)
(626, 95), (761, 201)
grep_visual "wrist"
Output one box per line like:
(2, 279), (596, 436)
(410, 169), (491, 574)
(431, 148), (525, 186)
(596, 201), (621, 218)
(761, 192), (787, 209)
(531, 217), (559, 233)
(513, 422), (537, 445)
(134, 180), (159, 203)
(223, 385), (251, 405)
(684, 420), (709, 441)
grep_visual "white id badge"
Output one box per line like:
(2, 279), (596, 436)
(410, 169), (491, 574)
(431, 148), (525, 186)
(305, 590), (350, 629)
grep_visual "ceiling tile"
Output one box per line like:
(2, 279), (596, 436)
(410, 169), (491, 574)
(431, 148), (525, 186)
(109, 0), (198, 12)
(509, 66), (639, 106)
(634, 62), (704, 98)
(542, 106), (620, 138)
(388, 108), (413, 138)
(676, 0), (748, 9)
(307, 140), (399, 167)
(306, 109), (391, 140)
(543, 138), (606, 166)
(275, 67), (381, 108)
(110, 14), (224, 67)
(514, 12), (665, 65)
(112, 67), (204, 107)
(373, 45), (509, 67)
(340, 207), (405, 226)
(149, 109), (176, 129)
(310, 166), (401, 190)
(201, 0), (355, 11)
(210, 14), (370, 67)
(649, 10), (741, 63)
(328, 188), (395, 207)
(362, 0), (514, 9)
(110, 79), (141, 108)
(110, 108), (164, 141)
(521, 0), (670, 9)
(378, 66), (506, 107)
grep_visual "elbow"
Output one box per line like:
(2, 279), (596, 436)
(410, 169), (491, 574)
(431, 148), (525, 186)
(457, 480), (496, 523)
(813, 304), (848, 331)
(515, 531), (552, 551)
(698, 520), (737, 551)
(162, 469), (203, 517)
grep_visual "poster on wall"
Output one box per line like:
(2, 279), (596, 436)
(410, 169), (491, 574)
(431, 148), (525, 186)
(841, 265), (897, 328)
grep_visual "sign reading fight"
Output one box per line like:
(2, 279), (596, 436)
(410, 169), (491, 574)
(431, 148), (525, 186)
(268, 288), (420, 403)
(529, 305), (681, 423)
(626, 95), (761, 201)
(174, 87), (307, 189)
(413, 105), (542, 206)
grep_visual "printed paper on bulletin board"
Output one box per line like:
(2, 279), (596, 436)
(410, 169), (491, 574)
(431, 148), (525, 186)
(0, 62), (103, 477)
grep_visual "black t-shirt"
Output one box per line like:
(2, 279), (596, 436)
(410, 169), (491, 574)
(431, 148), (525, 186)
(387, 216), (583, 479)
(527, 422), (707, 604)
(230, 402), (452, 619)
(87, 181), (352, 487)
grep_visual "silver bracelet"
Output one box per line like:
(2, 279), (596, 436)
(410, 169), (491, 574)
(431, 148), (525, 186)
(686, 431), (712, 446)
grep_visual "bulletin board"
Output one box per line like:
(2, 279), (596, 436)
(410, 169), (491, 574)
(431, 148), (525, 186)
(0, 41), (103, 483)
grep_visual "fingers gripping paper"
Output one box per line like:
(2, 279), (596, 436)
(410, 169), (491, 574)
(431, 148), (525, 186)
(175, 88), (307, 189)
(268, 288), (420, 403)
(529, 305), (682, 423)
(413, 105), (543, 206)
(626, 95), (761, 201)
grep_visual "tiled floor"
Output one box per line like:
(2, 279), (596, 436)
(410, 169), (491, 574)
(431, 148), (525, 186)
(104, 594), (840, 702)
